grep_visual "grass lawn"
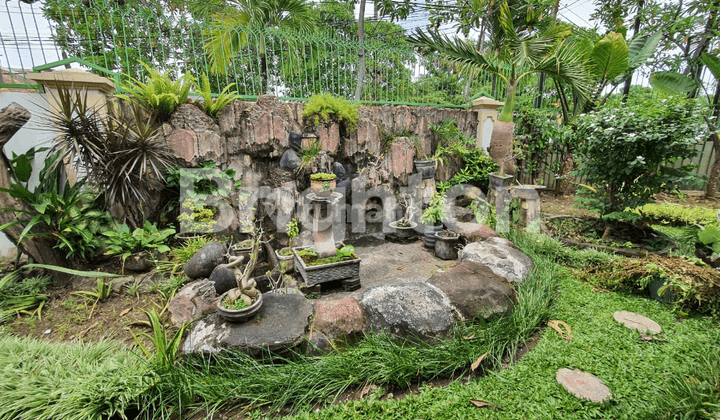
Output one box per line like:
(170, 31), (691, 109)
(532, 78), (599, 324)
(281, 246), (720, 420)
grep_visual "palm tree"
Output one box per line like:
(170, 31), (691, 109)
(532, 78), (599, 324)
(407, 1), (592, 123)
(200, 0), (315, 94)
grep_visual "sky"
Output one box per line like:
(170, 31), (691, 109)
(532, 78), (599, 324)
(0, 0), (598, 76)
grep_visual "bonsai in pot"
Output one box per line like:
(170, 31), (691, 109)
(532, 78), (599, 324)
(275, 218), (299, 272)
(421, 192), (447, 249)
(217, 227), (263, 322)
(389, 193), (418, 238)
(310, 172), (337, 197)
(434, 229), (460, 260)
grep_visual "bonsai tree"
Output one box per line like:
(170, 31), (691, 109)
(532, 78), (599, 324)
(396, 193), (416, 227)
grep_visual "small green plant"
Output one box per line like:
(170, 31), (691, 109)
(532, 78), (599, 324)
(421, 192), (447, 226)
(72, 279), (112, 319)
(116, 62), (195, 119)
(310, 172), (336, 180)
(0, 274), (51, 323)
(146, 275), (188, 300)
(155, 235), (212, 274)
(297, 138), (323, 169)
(196, 73), (240, 119)
(279, 218), (300, 257)
(221, 296), (249, 310)
(130, 308), (189, 372)
(302, 93), (359, 133)
(103, 221), (175, 271)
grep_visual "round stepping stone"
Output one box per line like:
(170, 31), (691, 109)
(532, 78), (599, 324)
(556, 368), (612, 403)
(613, 311), (662, 334)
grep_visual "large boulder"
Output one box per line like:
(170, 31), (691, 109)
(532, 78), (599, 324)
(461, 237), (533, 283)
(183, 241), (226, 279)
(168, 279), (218, 328)
(182, 293), (313, 354)
(359, 282), (456, 337)
(454, 222), (498, 242)
(428, 262), (516, 319)
(312, 297), (366, 339)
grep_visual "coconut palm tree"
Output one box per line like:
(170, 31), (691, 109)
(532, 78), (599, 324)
(200, 0), (315, 94)
(407, 1), (592, 123)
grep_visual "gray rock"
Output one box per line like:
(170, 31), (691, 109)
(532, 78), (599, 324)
(556, 368), (612, 403)
(109, 276), (137, 293)
(461, 237), (534, 283)
(360, 282), (456, 337)
(448, 204), (475, 223)
(124, 251), (154, 272)
(168, 279), (218, 328)
(184, 241), (227, 279)
(428, 262), (516, 319)
(613, 311), (662, 334)
(280, 149), (301, 171)
(183, 293), (313, 354)
(333, 162), (347, 181)
(209, 265), (237, 295)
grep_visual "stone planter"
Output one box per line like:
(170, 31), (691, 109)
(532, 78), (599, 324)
(389, 220), (417, 238)
(217, 291), (263, 322)
(488, 172), (514, 190)
(434, 231), (460, 260)
(292, 246), (361, 290)
(275, 248), (295, 273)
(424, 223), (443, 249)
(414, 160), (436, 179)
(310, 176), (337, 197)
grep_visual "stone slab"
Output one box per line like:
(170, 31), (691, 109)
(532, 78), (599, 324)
(461, 237), (534, 283)
(556, 368), (612, 403)
(182, 293), (313, 354)
(613, 311), (662, 334)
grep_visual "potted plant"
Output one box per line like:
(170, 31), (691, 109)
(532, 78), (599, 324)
(434, 229), (460, 260)
(275, 218), (298, 272)
(292, 243), (361, 290)
(310, 172), (337, 197)
(389, 193), (417, 238)
(421, 192), (447, 249)
(217, 227), (264, 322)
(412, 137), (436, 180)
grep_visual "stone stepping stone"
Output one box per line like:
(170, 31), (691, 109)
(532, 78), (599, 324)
(613, 311), (662, 334)
(556, 368), (612, 403)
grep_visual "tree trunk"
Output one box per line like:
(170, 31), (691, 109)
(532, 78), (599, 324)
(555, 152), (576, 195)
(706, 133), (720, 197)
(0, 103), (73, 274)
(260, 52), (268, 94)
(354, 0), (367, 101)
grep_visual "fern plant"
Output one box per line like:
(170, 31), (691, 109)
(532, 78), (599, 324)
(116, 62), (195, 119)
(197, 73), (240, 119)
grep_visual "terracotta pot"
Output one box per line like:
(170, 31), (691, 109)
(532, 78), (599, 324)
(310, 176), (336, 197)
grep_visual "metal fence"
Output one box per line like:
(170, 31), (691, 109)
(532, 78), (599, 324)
(0, 0), (519, 107)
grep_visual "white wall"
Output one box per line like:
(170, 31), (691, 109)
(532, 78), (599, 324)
(0, 91), (53, 257)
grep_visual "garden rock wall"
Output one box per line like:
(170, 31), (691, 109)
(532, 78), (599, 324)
(160, 95), (478, 189)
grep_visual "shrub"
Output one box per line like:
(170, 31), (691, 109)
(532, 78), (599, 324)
(431, 119), (497, 192)
(103, 221), (175, 269)
(116, 62), (195, 120)
(302, 93), (359, 134)
(573, 97), (704, 222)
(196, 73), (240, 119)
(513, 105), (572, 184)
(639, 202), (718, 226)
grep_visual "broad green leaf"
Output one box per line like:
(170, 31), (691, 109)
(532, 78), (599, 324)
(650, 71), (697, 94)
(701, 52), (720, 80)
(591, 32), (628, 82)
(12, 154), (32, 183)
(698, 225), (720, 245)
(627, 32), (662, 70)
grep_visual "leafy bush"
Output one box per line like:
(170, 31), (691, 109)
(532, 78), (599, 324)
(513, 105), (572, 184)
(421, 191), (447, 225)
(196, 73), (240, 119)
(116, 62), (195, 119)
(431, 119), (497, 192)
(573, 97), (704, 222)
(0, 152), (112, 260)
(639, 202), (718, 225)
(103, 221), (175, 266)
(302, 93), (359, 133)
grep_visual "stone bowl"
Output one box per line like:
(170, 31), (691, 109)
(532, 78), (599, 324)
(217, 291), (263, 322)
(389, 220), (417, 238)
